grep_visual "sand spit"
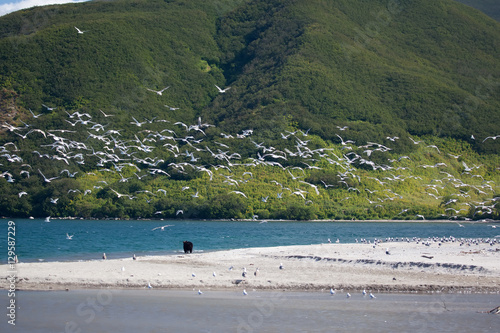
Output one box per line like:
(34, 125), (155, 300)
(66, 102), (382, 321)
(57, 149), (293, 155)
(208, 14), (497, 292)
(2, 240), (499, 293)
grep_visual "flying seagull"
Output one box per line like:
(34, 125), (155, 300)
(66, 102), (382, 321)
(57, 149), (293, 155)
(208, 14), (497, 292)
(74, 27), (88, 34)
(151, 224), (174, 231)
(215, 85), (231, 93)
(41, 104), (57, 111)
(29, 109), (43, 118)
(147, 86), (170, 96)
(99, 109), (114, 117)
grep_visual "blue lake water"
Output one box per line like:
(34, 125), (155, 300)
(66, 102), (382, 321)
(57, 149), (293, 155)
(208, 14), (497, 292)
(1, 218), (499, 263)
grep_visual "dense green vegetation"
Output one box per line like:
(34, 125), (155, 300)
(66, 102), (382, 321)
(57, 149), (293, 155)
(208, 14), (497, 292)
(0, 0), (498, 220)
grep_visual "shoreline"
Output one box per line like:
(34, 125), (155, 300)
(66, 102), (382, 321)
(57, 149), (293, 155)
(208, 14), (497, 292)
(3, 217), (499, 223)
(3, 241), (499, 293)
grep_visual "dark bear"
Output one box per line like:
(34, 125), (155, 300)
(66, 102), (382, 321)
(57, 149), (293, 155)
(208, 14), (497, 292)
(183, 241), (193, 253)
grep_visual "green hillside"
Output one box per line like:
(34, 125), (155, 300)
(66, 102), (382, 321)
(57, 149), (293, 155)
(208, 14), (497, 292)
(0, 0), (498, 220)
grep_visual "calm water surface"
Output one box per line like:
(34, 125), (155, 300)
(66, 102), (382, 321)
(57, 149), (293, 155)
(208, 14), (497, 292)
(1, 219), (499, 263)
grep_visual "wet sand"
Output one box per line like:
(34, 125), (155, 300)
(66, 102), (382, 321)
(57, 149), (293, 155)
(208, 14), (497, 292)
(1, 290), (498, 333)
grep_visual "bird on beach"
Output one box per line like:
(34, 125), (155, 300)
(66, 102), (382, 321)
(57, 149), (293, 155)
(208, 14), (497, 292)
(243, 289), (248, 296)
(330, 288), (336, 295)
(198, 289), (203, 295)
(369, 293), (376, 299)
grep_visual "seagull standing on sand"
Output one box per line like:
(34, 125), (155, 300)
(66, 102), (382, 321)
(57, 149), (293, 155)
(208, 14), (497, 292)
(243, 289), (248, 296)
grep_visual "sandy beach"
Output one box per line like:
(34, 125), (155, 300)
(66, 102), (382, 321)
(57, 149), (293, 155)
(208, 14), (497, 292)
(2, 239), (500, 293)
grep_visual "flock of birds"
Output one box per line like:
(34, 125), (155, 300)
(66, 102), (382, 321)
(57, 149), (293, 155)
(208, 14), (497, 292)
(129, 233), (500, 296)
(1, 87), (499, 220)
(0, 27), (498, 219)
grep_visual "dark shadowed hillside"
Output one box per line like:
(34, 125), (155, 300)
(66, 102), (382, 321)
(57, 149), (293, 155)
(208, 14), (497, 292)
(455, 0), (500, 21)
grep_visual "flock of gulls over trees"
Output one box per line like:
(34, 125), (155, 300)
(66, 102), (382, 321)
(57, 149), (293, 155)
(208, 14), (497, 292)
(0, 77), (499, 220)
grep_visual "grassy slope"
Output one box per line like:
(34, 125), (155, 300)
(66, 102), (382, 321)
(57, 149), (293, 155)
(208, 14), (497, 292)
(0, 0), (498, 220)
(205, 0), (500, 152)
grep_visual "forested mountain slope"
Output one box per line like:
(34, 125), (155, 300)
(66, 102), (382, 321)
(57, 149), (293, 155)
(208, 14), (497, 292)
(0, 0), (498, 219)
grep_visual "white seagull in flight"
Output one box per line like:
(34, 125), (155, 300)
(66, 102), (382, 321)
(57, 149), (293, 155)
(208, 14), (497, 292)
(151, 224), (174, 231)
(147, 86), (170, 96)
(215, 85), (231, 93)
(74, 27), (88, 34)
(41, 104), (57, 111)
